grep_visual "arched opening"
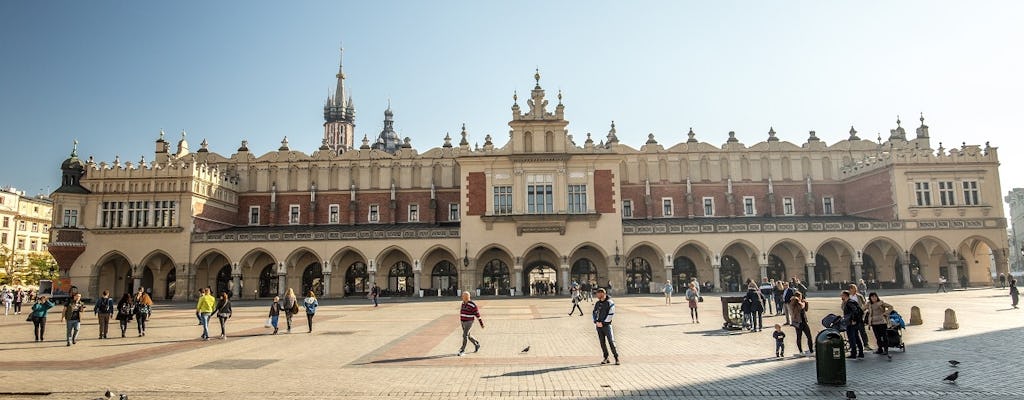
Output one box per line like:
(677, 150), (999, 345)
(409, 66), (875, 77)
(481, 259), (510, 295)
(216, 265), (233, 298)
(302, 263), (324, 297)
(625, 257), (652, 294)
(387, 261), (414, 296)
(165, 268), (176, 300)
(862, 254), (878, 287)
(571, 258), (598, 286)
(258, 264), (278, 298)
(95, 252), (133, 298)
(766, 254), (785, 281)
(345, 262), (369, 295)
(897, 254), (922, 288)
(431, 261), (458, 296)
(720, 255), (741, 292)
(525, 263), (557, 296)
(672, 256), (697, 293)
(131, 266), (154, 295)
(863, 238), (903, 289)
(814, 254), (831, 287)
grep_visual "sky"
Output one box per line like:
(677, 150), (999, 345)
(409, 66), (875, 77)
(1, 1), (1022, 204)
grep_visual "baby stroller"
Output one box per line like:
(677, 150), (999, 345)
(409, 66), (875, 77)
(885, 310), (906, 352)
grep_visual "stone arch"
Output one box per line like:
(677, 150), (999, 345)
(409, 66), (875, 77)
(721, 239), (760, 290)
(376, 245), (413, 266)
(238, 247), (278, 268)
(195, 249), (232, 298)
(522, 243), (563, 262)
(94, 250), (133, 298)
(814, 237), (857, 286)
(420, 244), (458, 266)
(569, 243), (609, 289)
(286, 247), (322, 268)
(569, 242), (608, 262)
(422, 245), (458, 296)
(474, 243), (514, 263)
(909, 236), (953, 287)
(768, 239), (809, 284)
(139, 249), (177, 270)
(863, 237), (905, 287)
(625, 243), (662, 294)
(626, 241), (665, 263)
(138, 250), (175, 300)
(522, 245), (561, 296)
(673, 241), (712, 288)
(958, 235), (999, 287)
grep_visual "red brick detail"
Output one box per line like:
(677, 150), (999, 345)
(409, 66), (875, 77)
(841, 167), (895, 219)
(193, 201), (237, 232)
(594, 170), (615, 213)
(467, 172), (486, 216)
(48, 239), (85, 273)
(238, 190), (463, 226)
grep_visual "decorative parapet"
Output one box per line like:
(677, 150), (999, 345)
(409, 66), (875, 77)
(192, 226), (460, 243)
(622, 217), (1003, 235)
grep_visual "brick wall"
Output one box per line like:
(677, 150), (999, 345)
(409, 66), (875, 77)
(594, 170), (615, 213)
(467, 172), (486, 216)
(236, 190), (463, 226)
(617, 181), (856, 218)
(841, 167), (895, 219)
(193, 201), (238, 232)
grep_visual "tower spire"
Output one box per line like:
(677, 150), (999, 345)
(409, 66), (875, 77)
(334, 46), (346, 108)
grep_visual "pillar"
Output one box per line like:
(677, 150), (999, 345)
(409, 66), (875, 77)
(664, 266), (673, 293)
(759, 264), (768, 280)
(712, 264), (722, 293)
(901, 261), (913, 289)
(461, 259), (475, 294)
(561, 264), (570, 293)
(996, 248), (1010, 276)
(805, 263), (816, 291)
(513, 258), (524, 296)
(231, 274), (241, 298)
(946, 260), (959, 289)
(853, 261), (864, 283)
(414, 271), (422, 297)
(186, 271), (197, 301)
(277, 262), (288, 297)
(323, 262), (333, 298)
(368, 260), (378, 289)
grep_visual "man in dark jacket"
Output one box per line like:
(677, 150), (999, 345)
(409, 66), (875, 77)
(841, 290), (865, 358)
(93, 290), (115, 339)
(592, 288), (619, 365)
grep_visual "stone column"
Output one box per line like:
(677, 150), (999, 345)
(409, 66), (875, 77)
(995, 248), (1010, 280)
(461, 259), (475, 294)
(946, 260), (959, 289)
(560, 264), (570, 293)
(805, 263), (816, 291)
(901, 261), (913, 289)
(231, 262), (241, 299)
(413, 259), (422, 297)
(712, 264), (722, 293)
(323, 262), (333, 298)
(759, 264), (768, 280)
(368, 260), (378, 289)
(186, 269), (197, 301)
(513, 258), (524, 296)
(277, 262), (288, 297)
(852, 261), (864, 283)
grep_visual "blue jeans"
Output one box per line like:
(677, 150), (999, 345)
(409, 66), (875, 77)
(199, 312), (211, 338)
(65, 320), (80, 344)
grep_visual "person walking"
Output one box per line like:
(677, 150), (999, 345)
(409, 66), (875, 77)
(214, 291), (232, 339)
(1, 289), (12, 316)
(743, 284), (764, 332)
(134, 288), (153, 337)
(759, 278), (773, 315)
(936, 276), (948, 293)
(772, 323), (786, 358)
(457, 292), (484, 356)
(841, 290), (865, 359)
(115, 293), (134, 338)
(998, 273), (1007, 289)
(93, 290), (114, 339)
(569, 289), (584, 316)
(268, 296), (282, 334)
(685, 282), (700, 323)
(61, 293), (85, 346)
(865, 292), (894, 355)
(592, 288), (619, 365)
(662, 280), (673, 305)
(13, 288), (24, 315)
(29, 295), (55, 342)
(369, 284), (380, 307)
(1010, 278), (1019, 309)
(303, 290), (318, 333)
(282, 288), (298, 333)
(772, 280), (785, 317)
(789, 292), (813, 356)
(196, 288), (216, 340)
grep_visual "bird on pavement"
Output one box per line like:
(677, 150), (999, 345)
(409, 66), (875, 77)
(104, 390), (113, 399)
(948, 360), (960, 367)
(521, 346), (530, 353)
(845, 390), (857, 399)
(943, 371), (959, 383)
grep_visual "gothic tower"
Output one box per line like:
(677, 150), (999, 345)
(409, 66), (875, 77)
(323, 48), (356, 154)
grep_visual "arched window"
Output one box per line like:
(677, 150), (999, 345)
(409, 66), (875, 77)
(625, 257), (652, 294)
(720, 255), (741, 292)
(345, 262), (369, 295)
(302, 263), (324, 297)
(672, 256), (697, 293)
(259, 264), (278, 298)
(766, 254), (785, 281)
(482, 259), (510, 294)
(571, 258), (598, 285)
(431, 260), (458, 296)
(388, 261), (414, 296)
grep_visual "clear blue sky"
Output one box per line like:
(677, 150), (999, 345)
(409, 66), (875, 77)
(1, 1), (1022, 201)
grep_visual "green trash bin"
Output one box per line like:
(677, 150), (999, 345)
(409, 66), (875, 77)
(815, 329), (846, 385)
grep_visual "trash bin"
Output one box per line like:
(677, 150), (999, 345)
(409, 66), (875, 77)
(815, 329), (846, 385)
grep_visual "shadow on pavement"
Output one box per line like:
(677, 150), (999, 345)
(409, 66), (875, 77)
(364, 354), (455, 365)
(482, 364), (597, 378)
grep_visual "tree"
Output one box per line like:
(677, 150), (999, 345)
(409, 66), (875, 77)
(22, 252), (58, 286)
(0, 245), (14, 285)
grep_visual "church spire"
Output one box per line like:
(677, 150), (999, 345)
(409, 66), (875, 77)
(333, 46), (346, 108)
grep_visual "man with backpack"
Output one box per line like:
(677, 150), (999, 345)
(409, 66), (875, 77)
(93, 290), (115, 339)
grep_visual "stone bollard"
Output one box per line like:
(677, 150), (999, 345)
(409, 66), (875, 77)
(943, 308), (959, 330)
(909, 306), (923, 326)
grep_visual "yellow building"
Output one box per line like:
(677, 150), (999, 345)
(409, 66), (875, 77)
(48, 55), (1008, 301)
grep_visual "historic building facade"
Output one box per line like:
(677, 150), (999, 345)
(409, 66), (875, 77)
(1004, 188), (1024, 272)
(48, 56), (1009, 301)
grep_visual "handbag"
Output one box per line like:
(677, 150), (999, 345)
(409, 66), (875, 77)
(698, 296), (704, 303)
(264, 318), (272, 328)
(26, 315), (33, 322)
(290, 303), (299, 314)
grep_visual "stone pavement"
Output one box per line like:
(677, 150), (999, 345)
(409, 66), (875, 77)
(0, 288), (1022, 399)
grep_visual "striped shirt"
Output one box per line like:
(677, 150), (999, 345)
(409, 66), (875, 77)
(592, 298), (615, 323)
(460, 300), (481, 321)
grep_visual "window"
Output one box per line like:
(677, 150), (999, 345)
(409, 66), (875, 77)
(914, 182), (931, 206)
(743, 196), (756, 216)
(30, 240), (37, 251)
(101, 201), (125, 228)
(63, 209), (78, 227)
(153, 201), (176, 227)
(782, 197), (795, 215)
(18, 221), (25, 230)
(127, 201), (150, 227)
(328, 204), (340, 224)
(568, 185), (587, 213)
(2, 216), (7, 228)
(526, 174), (554, 214)
(42, 224), (49, 233)
(938, 181), (955, 206)
(408, 204), (419, 222)
(368, 204), (380, 223)
(622, 199), (633, 218)
(1, 233), (6, 245)
(493, 186), (513, 215)
(702, 197), (715, 216)
(31, 222), (38, 232)
(662, 198), (674, 217)
(248, 206), (260, 225)
(822, 197), (835, 215)
(289, 205), (300, 225)
(962, 181), (980, 205)
(448, 203), (460, 221)
(17, 238), (25, 250)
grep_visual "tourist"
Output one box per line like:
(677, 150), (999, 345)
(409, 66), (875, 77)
(847, 284), (871, 351)
(268, 296), (282, 334)
(857, 278), (868, 295)
(789, 292), (812, 356)
(772, 323), (786, 358)
(592, 288), (619, 365)
(1010, 279), (1019, 309)
(743, 284), (764, 332)
(568, 289), (584, 316)
(214, 291), (232, 339)
(998, 273), (1006, 289)
(1, 289), (12, 316)
(841, 290), (865, 359)
(936, 276), (948, 293)
(13, 288), (24, 314)
(29, 295), (55, 342)
(60, 293), (85, 346)
(282, 288), (298, 333)
(685, 282), (700, 323)
(772, 280), (785, 317)
(781, 282), (795, 325)
(740, 285), (753, 329)
(196, 288), (216, 340)
(93, 290), (114, 339)
(134, 288), (153, 337)
(370, 284), (380, 307)
(194, 288), (205, 325)
(865, 292), (893, 355)
(303, 290), (318, 333)
(662, 280), (673, 305)
(759, 278), (773, 314)
(115, 293), (134, 338)
(457, 291), (483, 356)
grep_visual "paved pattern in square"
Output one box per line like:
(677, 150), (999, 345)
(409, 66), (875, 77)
(0, 288), (1021, 399)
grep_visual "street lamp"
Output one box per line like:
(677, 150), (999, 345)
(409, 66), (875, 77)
(463, 243), (469, 267)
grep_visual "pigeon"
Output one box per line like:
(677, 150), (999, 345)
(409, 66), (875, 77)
(104, 390), (113, 399)
(948, 360), (960, 367)
(119, 395), (128, 400)
(521, 346), (530, 353)
(845, 390), (857, 399)
(943, 371), (959, 383)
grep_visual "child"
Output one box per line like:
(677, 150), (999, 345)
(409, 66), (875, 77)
(772, 323), (786, 358)
(268, 296), (282, 335)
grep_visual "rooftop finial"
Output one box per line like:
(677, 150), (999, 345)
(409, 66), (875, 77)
(71, 139), (78, 157)
(513, 90), (518, 104)
(557, 89), (562, 105)
(534, 67), (540, 86)
(896, 115), (902, 127)
(919, 112), (925, 125)
(158, 129), (165, 141)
